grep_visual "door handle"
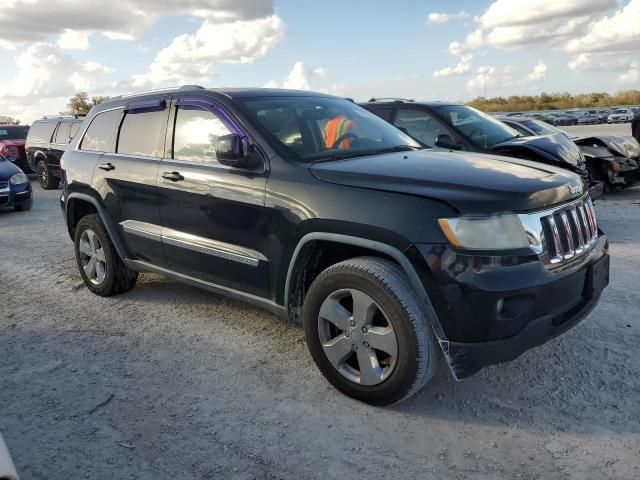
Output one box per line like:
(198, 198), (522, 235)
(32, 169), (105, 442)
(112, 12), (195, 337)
(162, 171), (184, 182)
(98, 162), (115, 171)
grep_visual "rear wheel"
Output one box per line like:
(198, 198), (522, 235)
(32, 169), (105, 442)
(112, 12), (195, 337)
(303, 257), (438, 406)
(37, 159), (59, 190)
(74, 214), (138, 296)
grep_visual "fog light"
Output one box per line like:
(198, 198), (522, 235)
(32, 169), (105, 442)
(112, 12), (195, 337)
(496, 298), (504, 314)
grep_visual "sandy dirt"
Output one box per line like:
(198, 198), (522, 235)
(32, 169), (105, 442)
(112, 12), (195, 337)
(1, 176), (639, 480)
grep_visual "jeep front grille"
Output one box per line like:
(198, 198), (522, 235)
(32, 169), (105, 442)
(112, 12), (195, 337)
(519, 195), (598, 268)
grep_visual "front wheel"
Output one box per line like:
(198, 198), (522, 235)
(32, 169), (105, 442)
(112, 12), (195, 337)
(303, 257), (439, 406)
(74, 214), (138, 297)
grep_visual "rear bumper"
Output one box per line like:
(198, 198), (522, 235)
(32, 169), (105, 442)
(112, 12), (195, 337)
(414, 236), (609, 379)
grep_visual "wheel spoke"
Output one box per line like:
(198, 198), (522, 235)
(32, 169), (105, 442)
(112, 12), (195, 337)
(357, 347), (384, 385)
(321, 334), (353, 368)
(78, 239), (92, 256)
(350, 289), (376, 328)
(87, 230), (99, 252)
(319, 296), (352, 332)
(83, 257), (96, 279)
(365, 326), (398, 358)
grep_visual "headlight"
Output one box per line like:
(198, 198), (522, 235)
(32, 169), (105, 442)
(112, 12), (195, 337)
(9, 172), (29, 185)
(438, 214), (529, 250)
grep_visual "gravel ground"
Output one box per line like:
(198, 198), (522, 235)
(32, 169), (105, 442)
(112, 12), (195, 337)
(1, 175), (639, 479)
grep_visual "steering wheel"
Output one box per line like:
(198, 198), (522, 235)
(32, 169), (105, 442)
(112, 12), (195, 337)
(468, 128), (484, 139)
(330, 132), (359, 149)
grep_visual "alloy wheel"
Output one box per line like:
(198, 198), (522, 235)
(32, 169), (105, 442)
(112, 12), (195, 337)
(37, 162), (48, 188)
(317, 288), (398, 386)
(79, 229), (107, 285)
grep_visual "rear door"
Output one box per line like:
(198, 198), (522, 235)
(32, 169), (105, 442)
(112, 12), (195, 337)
(49, 121), (72, 175)
(157, 97), (270, 297)
(90, 100), (170, 266)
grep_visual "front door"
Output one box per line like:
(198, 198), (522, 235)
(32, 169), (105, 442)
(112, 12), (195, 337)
(157, 98), (270, 298)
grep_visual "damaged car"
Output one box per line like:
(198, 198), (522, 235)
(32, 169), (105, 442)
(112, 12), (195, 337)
(499, 115), (640, 192)
(362, 100), (603, 198)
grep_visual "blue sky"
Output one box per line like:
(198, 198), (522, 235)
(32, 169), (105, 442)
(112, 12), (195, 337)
(0, 0), (638, 121)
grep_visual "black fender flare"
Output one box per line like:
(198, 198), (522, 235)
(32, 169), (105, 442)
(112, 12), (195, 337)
(283, 232), (450, 345)
(65, 192), (129, 260)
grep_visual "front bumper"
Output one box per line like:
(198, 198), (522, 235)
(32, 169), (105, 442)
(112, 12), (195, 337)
(0, 182), (32, 208)
(414, 235), (609, 379)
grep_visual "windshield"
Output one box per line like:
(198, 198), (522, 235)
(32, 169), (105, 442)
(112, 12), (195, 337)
(523, 119), (564, 136)
(0, 126), (29, 139)
(434, 105), (521, 147)
(237, 96), (421, 161)
(613, 109), (627, 114)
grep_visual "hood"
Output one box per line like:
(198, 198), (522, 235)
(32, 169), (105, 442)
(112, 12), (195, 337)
(574, 135), (640, 160)
(0, 156), (21, 180)
(491, 133), (582, 166)
(310, 150), (583, 214)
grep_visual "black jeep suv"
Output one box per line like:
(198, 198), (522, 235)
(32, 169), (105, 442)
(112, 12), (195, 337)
(26, 116), (83, 189)
(60, 87), (609, 405)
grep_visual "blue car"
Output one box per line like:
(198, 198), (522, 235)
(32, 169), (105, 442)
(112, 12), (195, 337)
(0, 152), (32, 211)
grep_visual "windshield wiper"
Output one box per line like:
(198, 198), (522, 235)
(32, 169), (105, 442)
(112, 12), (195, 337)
(373, 145), (423, 154)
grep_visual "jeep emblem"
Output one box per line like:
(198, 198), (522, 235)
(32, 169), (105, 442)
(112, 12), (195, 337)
(568, 183), (583, 195)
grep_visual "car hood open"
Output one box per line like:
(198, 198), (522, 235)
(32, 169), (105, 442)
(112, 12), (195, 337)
(310, 149), (582, 214)
(574, 135), (640, 160)
(490, 133), (583, 166)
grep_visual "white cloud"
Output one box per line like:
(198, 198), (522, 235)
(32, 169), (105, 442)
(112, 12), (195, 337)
(467, 65), (515, 94)
(0, 0), (276, 48)
(132, 14), (286, 87)
(618, 61), (639, 84)
(2, 42), (112, 98)
(427, 11), (469, 25)
(527, 61), (547, 81)
(478, 0), (616, 29)
(566, 0), (640, 53)
(433, 54), (473, 78)
(567, 52), (636, 72)
(57, 29), (90, 50)
(266, 61), (326, 90)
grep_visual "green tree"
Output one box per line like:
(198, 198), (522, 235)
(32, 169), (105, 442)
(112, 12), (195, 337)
(66, 92), (111, 117)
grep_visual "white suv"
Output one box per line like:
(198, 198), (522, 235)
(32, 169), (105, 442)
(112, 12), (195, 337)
(608, 108), (634, 123)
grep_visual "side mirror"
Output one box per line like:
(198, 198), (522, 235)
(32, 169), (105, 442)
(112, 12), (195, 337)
(216, 134), (246, 167)
(215, 134), (261, 169)
(434, 134), (461, 150)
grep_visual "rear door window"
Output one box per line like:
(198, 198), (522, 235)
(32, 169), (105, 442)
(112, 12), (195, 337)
(69, 122), (81, 139)
(80, 110), (122, 152)
(54, 122), (72, 144)
(117, 110), (167, 158)
(366, 106), (395, 123)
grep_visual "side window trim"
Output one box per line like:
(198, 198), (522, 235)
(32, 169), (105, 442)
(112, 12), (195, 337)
(50, 122), (62, 145)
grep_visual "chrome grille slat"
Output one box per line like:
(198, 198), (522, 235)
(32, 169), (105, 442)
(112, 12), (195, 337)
(521, 194), (598, 269)
(570, 208), (585, 254)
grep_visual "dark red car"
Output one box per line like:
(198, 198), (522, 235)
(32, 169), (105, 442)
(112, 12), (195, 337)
(0, 125), (30, 173)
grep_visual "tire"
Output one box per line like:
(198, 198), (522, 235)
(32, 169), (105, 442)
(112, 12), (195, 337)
(303, 257), (438, 406)
(74, 214), (138, 297)
(37, 159), (59, 190)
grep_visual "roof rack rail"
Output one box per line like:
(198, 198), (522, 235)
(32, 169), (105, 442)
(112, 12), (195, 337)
(112, 85), (206, 100)
(368, 97), (415, 103)
(40, 115), (84, 120)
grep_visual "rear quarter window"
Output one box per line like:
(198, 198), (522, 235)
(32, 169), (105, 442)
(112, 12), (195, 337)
(26, 122), (57, 144)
